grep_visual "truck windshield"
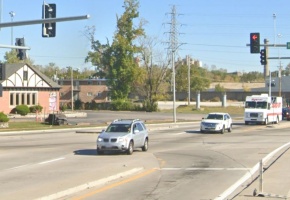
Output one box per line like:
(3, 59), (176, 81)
(245, 101), (267, 109)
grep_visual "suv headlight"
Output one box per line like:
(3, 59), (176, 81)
(118, 137), (127, 142)
(97, 137), (103, 142)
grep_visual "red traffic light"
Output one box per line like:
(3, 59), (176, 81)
(250, 33), (260, 54)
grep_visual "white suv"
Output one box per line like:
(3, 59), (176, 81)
(200, 112), (232, 134)
(96, 119), (149, 155)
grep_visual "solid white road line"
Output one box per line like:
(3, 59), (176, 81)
(34, 167), (144, 200)
(214, 141), (290, 200)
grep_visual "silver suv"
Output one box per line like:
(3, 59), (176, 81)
(96, 119), (149, 155)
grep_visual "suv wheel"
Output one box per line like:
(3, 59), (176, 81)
(127, 141), (134, 155)
(228, 124), (232, 132)
(220, 126), (225, 134)
(142, 138), (148, 152)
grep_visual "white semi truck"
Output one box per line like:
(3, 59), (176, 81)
(244, 94), (282, 125)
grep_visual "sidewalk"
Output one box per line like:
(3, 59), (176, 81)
(233, 147), (290, 200)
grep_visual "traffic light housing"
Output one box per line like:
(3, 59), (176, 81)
(250, 33), (260, 53)
(260, 49), (267, 65)
(15, 38), (26, 60)
(42, 3), (56, 37)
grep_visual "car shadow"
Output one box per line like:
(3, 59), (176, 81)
(74, 149), (135, 156)
(74, 149), (96, 156)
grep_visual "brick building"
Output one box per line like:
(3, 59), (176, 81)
(58, 78), (109, 107)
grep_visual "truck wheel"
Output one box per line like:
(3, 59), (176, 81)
(275, 116), (279, 124)
(264, 118), (268, 125)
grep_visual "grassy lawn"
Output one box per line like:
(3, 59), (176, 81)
(162, 105), (244, 115)
(0, 122), (96, 132)
(0, 106), (245, 132)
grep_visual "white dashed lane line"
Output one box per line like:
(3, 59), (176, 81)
(4, 157), (65, 171)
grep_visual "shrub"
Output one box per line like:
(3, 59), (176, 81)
(60, 104), (67, 112)
(142, 100), (158, 112)
(0, 112), (9, 122)
(30, 105), (43, 113)
(15, 105), (30, 116)
(110, 99), (133, 111)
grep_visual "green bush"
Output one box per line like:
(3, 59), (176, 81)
(142, 100), (158, 112)
(0, 112), (9, 122)
(110, 99), (133, 111)
(60, 104), (67, 112)
(30, 105), (43, 113)
(15, 105), (30, 116)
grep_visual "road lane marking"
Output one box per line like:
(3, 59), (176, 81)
(72, 168), (157, 200)
(35, 168), (146, 200)
(161, 168), (251, 171)
(38, 157), (65, 165)
(214, 141), (290, 200)
(3, 157), (65, 172)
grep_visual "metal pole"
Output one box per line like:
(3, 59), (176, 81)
(259, 160), (263, 193)
(187, 55), (190, 105)
(172, 50), (176, 123)
(71, 69), (74, 111)
(9, 11), (15, 46)
(269, 70), (271, 97)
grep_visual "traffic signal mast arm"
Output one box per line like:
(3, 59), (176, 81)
(0, 15), (90, 28)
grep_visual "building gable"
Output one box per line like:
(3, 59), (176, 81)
(0, 63), (60, 88)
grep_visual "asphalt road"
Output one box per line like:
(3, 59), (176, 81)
(1, 121), (290, 200)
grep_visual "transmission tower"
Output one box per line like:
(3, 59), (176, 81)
(166, 5), (183, 123)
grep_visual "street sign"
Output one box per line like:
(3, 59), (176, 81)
(287, 42), (290, 49)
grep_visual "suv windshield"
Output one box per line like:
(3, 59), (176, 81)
(206, 114), (223, 120)
(106, 124), (131, 133)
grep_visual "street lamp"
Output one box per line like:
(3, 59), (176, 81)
(66, 67), (74, 111)
(9, 11), (15, 46)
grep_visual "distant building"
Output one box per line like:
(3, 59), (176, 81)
(58, 78), (109, 107)
(176, 57), (202, 67)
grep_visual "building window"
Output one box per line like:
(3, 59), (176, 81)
(23, 71), (28, 81)
(10, 93), (13, 105)
(21, 93), (25, 104)
(27, 93), (30, 105)
(87, 92), (93, 96)
(9, 92), (37, 106)
(32, 93), (36, 104)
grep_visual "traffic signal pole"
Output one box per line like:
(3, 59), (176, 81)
(0, 15), (89, 50)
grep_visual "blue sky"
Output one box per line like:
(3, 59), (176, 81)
(0, 0), (290, 73)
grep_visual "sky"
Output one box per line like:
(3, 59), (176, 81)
(0, 0), (290, 73)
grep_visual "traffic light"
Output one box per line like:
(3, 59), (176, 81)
(250, 33), (260, 53)
(15, 38), (26, 60)
(260, 49), (267, 65)
(42, 3), (56, 37)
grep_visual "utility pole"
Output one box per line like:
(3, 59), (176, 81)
(187, 55), (190, 105)
(166, 5), (184, 123)
(264, 39), (269, 78)
(169, 5), (177, 123)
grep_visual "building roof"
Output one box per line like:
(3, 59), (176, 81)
(1, 63), (60, 88)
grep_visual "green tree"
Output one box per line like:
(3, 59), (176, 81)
(85, 0), (144, 100)
(176, 64), (210, 92)
(3, 50), (34, 66)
